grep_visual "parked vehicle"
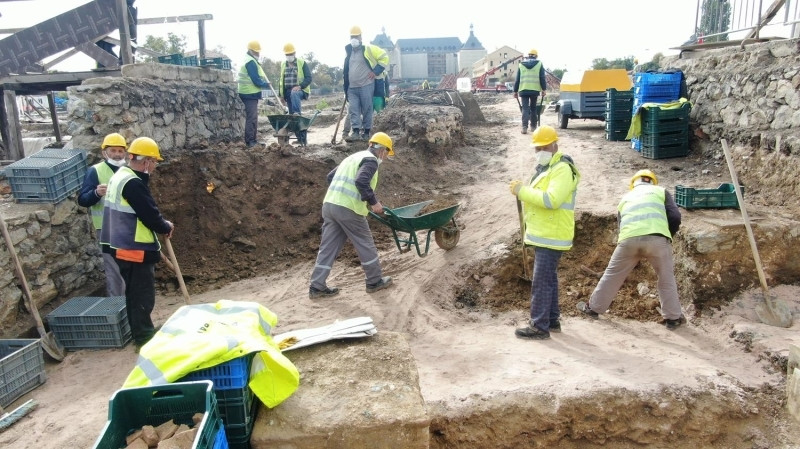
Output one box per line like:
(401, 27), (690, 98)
(555, 69), (632, 129)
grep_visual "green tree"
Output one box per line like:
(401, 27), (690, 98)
(550, 68), (565, 80)
(140, 33), (188, 61)
(591, 57), (634, 70)
(698, 0), (730, 42)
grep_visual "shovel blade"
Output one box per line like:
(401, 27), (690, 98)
(755, 293), (793, 328)
(41, 333), (66, 361)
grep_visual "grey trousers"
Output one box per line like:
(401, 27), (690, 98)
(310, 202), (383, 289)
(346, 84), (375, 132)
(97, 230), (125, 297)
(588, 235), (683, 320)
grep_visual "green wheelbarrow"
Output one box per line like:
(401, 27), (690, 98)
(268, 110), (320, 146)
(369, 200), (461, 257)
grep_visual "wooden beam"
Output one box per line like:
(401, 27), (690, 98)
(2, 90), (23, 160)
(116, 0), (133, 65)
(137, 14), (213, 25)
(46, 92), (61, 143)
(75, 42), (120, 69)
(100, 36), (162, 57)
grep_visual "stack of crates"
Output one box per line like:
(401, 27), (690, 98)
(200, 58), (233, 70)
(631, 72), (685, 155)
(92, 380), (224, 449)
(46, 296), (131, 350)
(605, 88), (633, 141)
(178, 353), (259, 449)
(3, 148), (87, 203)
(157, 53), (200, 67)
(0, 339), (46, 408)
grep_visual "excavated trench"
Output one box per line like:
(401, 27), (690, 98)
(138, 110), (795, 448)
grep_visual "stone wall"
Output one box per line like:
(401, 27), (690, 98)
(0, 201), (102, 335)
(66, 63), (245, 154)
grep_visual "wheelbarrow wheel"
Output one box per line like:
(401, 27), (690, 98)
(434, 227), (460, 250)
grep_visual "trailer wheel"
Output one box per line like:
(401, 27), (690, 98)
(559, 111), (569, 129)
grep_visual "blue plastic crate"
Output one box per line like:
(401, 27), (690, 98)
(179, 353), (254, 390)
(46, 296), (131, 349)
(0, 339), (46, 408)
(213, 426), (229, 449)
(5, 153), (88, 204)
(634, 72), (682, 86)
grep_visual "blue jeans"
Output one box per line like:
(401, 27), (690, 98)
(285, 89), (305, 114)
(347, 84), (375, 132)
(529, 246), (563, 332)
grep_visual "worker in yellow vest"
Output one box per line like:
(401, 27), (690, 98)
(77, 132), (128, 297)
(309, 132), (395, 298)
(577, 169), (686, 329)
(100, 137), (174, 348)
(238, 40), (271, 147)
(513, 49), (547, 134)
(509, 126), (580, 340)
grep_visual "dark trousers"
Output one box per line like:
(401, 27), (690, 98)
(240, 95), (259, 145)
(520, 93), (541, 129)
(529, 246), (563, 332)
(115, 259), (157, 345)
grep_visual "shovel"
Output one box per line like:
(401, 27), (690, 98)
(0, 211), (65, 361)
(536, 94), (545, 128)
(331, 97), (348, 144)
(516, 199), (531, 281)
(721, 139), (793, 328)
(163, 236), (191, 305)
(515, 95), (522, 112)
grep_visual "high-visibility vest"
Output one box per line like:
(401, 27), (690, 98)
(238, 54), (267, 95)
(89, 162), (115, 230)
(362, 45), (389, 80)
(123, 300), (300, 408)
(617, 184), (671, 241)
(323, 150), (379, 216)
(519, 61), (543, 92)
(519, 152), (580, 250)
(100, 166), (161, 254)
(279, 59), (311, 97)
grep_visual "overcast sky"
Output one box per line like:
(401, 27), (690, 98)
(0, 0), (794, 73)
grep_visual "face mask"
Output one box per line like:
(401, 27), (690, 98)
(350, 38), (361, 48)
(106, 158), (126, 167)
(286, 55), (295, 63)
(536, 151), (553, 166)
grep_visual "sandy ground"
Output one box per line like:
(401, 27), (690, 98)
(2, 97), (800, 448)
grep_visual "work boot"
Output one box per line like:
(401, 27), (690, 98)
(344, 129), (361, 142)
(366, 276), (393, 293)
(577, 301), (599, 319)
(515, 324), (550, 340)
(663, 316), (687, 330)
(549, 319), (561, 333)
(521, 126), (527, 134)
(309, 286), (340, 299)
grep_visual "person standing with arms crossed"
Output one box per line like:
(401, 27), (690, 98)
(513, 49), (547, 134)
(577, 169), (686, 329)
(343, 26), (389, 142)
(100, 137), (174, 348)
(238, 40), (271, 147)
(279, 43), (312, 115)
(509, 126), (580, 340)
(78, 132), (128, 297)
(309, 132), (395, 298)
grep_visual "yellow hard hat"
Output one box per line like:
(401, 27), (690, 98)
(247, 40), (261, 52)
(128, 137), (163, 161)
(101, 132), (127, 149)
(350, 25), (362, 36)
(528, 48), (538, 57)
(630, 169), (658, 190)
(531, 125), (558, 147)
(283, 43), (295, 54)
(369, 132), (394, 156)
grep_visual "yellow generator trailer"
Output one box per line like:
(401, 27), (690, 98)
(555, 69), (632, 129)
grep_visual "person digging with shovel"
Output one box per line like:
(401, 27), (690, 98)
(576, 169), (687, 329)
(509, 126), (580, 340)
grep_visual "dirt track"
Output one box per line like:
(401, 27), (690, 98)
(2, 95), (799, 448)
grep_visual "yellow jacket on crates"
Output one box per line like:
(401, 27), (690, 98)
(123, 300), (300, 408)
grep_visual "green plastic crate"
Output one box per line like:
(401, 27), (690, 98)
(92, 380), (221, 449)
(640, 118), (689, 134)
(640, 130), (689, 147)
(157, 54), (183, 64)
(640, 142), (689, 159)
(675, 183), (744, 209)
(640, 103), (691, 123)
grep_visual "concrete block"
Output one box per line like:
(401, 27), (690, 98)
(252, 331), (429, 449)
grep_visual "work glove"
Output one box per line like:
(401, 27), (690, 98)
(513, 92), (518, 99)
(509, 180), (522, 196)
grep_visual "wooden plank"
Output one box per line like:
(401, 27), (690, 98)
(46, 92), (61, 143)
(115, 0), (133, 65)
(137, 14), (213, 25)
(75, 41), (121, 69)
